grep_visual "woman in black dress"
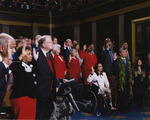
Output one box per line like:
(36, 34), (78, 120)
(133, 59), (146, 109)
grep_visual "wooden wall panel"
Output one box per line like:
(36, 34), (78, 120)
(39, 27), (50, 36)
(97, 16), (118, 61)
(9, 25), (33, 39)
(80, 22), (92, 48)
(0, 24), (2, 33)
(52, 26), (74, 46)
(124, 7), (149, 59)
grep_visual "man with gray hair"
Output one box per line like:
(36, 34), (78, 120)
(114, 48), (133, 112)
(34, 35), (59, 119)
(0, 33), (16, 114)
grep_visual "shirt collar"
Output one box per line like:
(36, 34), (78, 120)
(121, 57), (126, 60)
(0, 55), (3, 61)
(3, 62), (9, 68)
(41, 48), (47, 57)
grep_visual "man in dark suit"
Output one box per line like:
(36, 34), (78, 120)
(114, 48), (133, 112)
(102, 41), (117, 107)
(0, 33), (16, 113)
(102, 42), (115, 76)
(61, 39), (72, 65)
(34, 35), (59, 119)
(122, 42), (130, 60)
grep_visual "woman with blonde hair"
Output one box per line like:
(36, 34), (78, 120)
(67, 49), (82, 83)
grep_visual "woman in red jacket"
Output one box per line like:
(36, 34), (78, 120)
(80, 44), (97, 85)
(67, 49), (82, 83)
(53, 44), (67, 79)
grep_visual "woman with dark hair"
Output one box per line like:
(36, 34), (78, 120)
(80, 44), (97, 85)
(133, 59), (146, 109)
(87, 63), (115, 110)
(9, 46), (37, 119)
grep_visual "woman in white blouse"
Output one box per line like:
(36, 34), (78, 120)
(87, 63), (115, 110)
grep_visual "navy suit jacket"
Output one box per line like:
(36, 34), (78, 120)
(102, 50), (115, 76)
(113, 58), (130, 88)
(0, 62), (10, 112)
(35, 48), (59, 98)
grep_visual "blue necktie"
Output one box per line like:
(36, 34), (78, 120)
(68, 47), (71, 51)
(123, 58), (126, 65)
(109, 51), (114, 63)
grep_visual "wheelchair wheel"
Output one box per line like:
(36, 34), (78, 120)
(83, 90), (97, 113)
(96, 111), (101, 116)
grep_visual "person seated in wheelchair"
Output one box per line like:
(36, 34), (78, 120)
(87, 63), (116, 110)
(57, 78), (81, 101)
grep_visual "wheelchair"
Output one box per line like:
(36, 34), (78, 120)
(50, 87), (78, 120)
(79, 82), (112, 116)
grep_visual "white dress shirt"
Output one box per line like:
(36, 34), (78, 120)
(41, 48), (47, 57)
(0, 55), (2, 61)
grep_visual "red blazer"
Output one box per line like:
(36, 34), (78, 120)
(80, 50), (97, 70)
(54, 54), (67, 79)
(67, 57), (81, 82)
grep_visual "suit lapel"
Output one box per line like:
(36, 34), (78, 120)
(49, 53), (56, 75)
(39, 48), (53, 75)
(0, 62), (9, 86)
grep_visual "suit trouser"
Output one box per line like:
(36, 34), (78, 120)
(36, 97), (54, 119)
(108, 76), (116, 106)
(0, 89), (7, 113)
(117, 84), (130, 111)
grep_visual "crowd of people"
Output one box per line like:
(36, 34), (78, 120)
(0, 33), (150, 119)
(0, 0), (99, 12)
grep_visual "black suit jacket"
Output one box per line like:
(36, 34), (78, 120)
(9, 61), (36, 99)
(145, 59), (150, 79)
(102, 50), (114, 76)
(35, 48), (59, 98)
(0, 62), (10, 112)
(61, 47), (71, 65)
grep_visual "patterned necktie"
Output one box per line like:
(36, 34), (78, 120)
(46, 52), (49, 59)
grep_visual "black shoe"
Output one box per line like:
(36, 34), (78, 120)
(125, 108), (131, 112)
(137, 106), (143, 109)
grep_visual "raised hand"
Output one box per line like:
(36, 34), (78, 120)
(83, 44), (87, 51)
(91, 66), (94, 74)
(18, 44), (27, 60)
(102, 45), (105, 51)
(114, 52), (118, 60)
(64, 42), (67, 49)
(33, 48), (39, 61)
(69, 54), (72, 61)
(22, 44), (27, 56)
